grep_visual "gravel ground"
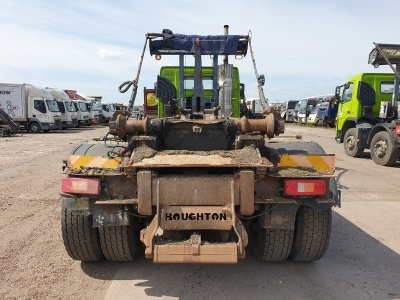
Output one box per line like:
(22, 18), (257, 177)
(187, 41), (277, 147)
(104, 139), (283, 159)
(0, 126), (113, 299)
(1, 123), (400, 300)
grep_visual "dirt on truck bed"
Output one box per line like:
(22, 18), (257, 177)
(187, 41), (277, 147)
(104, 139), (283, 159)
(0, 126), (114, 299)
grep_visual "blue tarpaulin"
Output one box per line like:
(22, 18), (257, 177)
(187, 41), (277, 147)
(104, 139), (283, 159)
(149, 30), (248, 56)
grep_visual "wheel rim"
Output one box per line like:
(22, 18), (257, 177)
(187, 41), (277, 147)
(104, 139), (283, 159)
(373, 139), (388, 158)
(345, 134), (356, 151)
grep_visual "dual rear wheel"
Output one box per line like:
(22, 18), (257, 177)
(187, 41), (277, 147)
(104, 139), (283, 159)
(61, 202), (141, 262)
(251, 206), (332, 262)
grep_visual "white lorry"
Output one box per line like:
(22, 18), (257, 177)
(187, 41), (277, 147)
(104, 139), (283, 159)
(100, 102), (115, 123)
(46, 88), (78, 129)
(75, 93), (101, 124)
(64, 89), (90, 127)
(0, 83), (61, 133)
(71, 99), (90, 127)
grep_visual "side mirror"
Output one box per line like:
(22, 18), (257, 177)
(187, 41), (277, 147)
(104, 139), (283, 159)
(335, 86), (341, 100)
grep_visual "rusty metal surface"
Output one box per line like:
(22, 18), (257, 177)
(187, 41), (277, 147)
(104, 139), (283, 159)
(137, 170), (152, 215)
(153, 243), (238, 264)
(94, 199), (138, 205)
(150, 175), (236, 206)
(239, 170), (254, 215)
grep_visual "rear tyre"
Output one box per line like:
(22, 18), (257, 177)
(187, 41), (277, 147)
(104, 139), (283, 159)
(99, 224), (141, 261)
(61, 202), (104, 261)
(251, 221), (294, 262)
(289, 206), (331, 262)
(28, 122), (41, 133)
(370, 131), (399, 166)
(343, 128), (364, 157)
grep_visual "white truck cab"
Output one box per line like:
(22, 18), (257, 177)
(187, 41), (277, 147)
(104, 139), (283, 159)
(72, 99), (90, 127)
(47, 88), (78, 129)
(75, 93), (101, 124)
(101, 102), (115, 122)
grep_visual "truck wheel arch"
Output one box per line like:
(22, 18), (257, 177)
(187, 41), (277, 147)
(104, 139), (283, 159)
(367, 124), (395, 147)
(28, 121), (41, 133)
(339, 119), (357, 143)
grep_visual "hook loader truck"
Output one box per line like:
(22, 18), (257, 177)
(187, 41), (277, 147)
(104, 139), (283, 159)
(60, 27), (341, 264)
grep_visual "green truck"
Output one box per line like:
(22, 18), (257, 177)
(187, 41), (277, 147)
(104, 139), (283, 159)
(335, 43), (400, 166)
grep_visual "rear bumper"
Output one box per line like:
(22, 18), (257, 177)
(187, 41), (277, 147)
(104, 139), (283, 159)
(153, 242), (239, 264)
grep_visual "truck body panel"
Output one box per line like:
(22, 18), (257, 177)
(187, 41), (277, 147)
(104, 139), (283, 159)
(0, 83), (61, 132)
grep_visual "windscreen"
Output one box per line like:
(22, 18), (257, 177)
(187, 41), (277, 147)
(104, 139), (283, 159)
(46, 100), (60, 112)
(287, 101), (298, 109)
(65, 101), (76, 112)
(78, 102), (88, 112)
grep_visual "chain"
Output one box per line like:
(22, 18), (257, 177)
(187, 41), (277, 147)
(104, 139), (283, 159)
(118, 35), (149, 112)
(248, 32), (269, 112)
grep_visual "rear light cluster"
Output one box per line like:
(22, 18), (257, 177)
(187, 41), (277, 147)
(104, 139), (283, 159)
(61, 177), (101, 195)
(284, 179), (326, 196)
(396, 126), (400, 136)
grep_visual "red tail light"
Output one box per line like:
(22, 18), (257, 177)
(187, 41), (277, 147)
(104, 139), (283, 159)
(284, 179), (326, 196)
(61, 177), (101, 195)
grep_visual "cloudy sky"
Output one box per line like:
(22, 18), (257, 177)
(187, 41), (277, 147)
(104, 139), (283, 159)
(1, 0), (399, 105)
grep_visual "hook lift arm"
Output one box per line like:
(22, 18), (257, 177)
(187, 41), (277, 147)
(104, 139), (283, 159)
(118, 35), (149, 112)
(248, 31), (269, 113)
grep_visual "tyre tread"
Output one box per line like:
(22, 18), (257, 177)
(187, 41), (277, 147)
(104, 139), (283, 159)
(253, 228), (294, 262)
(99, 225), (140, 261)
(290, 206), (331, 262)
(61, 206), (104, 261)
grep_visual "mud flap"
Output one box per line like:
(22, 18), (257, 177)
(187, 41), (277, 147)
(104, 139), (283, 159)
(329, 177), (341, 208)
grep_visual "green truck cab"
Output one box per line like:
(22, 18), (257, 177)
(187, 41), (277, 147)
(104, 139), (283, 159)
(145, 66), (242, 118)
(335, 72), (400, 165)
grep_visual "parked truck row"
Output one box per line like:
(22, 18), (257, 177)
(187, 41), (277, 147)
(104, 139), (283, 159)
(0, 83), (116, 133)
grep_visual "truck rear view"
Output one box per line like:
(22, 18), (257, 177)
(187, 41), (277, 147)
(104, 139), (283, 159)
(60, 28), (340, 263)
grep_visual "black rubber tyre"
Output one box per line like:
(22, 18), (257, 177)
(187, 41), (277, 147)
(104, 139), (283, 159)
(343, 128), (364, 157)
(251, 223), (294, 262)
(99, 224), (141, 261)
(28, 122), (41, 133)
(61, 203), (104, 261)
(289, 206), (332, 262)
(370, 131), (399, 166)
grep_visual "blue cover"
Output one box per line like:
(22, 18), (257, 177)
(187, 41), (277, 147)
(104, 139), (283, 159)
(149, 31), (248, 56)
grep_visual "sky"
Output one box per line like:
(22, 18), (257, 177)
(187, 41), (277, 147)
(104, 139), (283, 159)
(1, 0), (400, 105)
